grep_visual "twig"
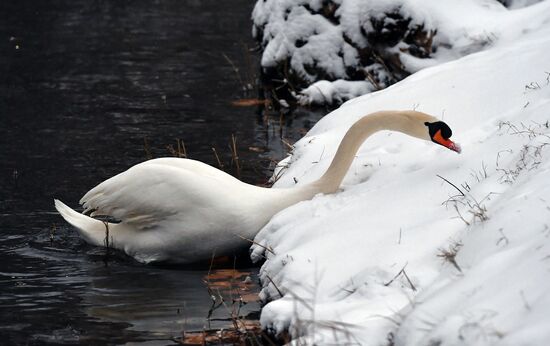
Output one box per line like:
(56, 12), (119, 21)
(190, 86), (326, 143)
(102, 220), (111, 266)
(365, 70), (382, 90)
(204, 251), (223, 326)
(230, 134), (241, 180)
(234, 234), (275, 255)
(436, 174), (465, 197)
(211, 147), (224, 169)
(264, 274), (284, 298)
(453, 204), (470, 226)
(384, 262), (416, 291)
(178, 139), (187, 158)
(143, 137), (153, 159)
(398, 228), (402, 245)
(401, 269), (417, 292)
(222, 52), (245, 90)
(281, 138), (294, 152)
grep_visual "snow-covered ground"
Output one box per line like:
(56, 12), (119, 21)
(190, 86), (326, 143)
(253, 0), (547, 106)
(251, 1), (550, 344)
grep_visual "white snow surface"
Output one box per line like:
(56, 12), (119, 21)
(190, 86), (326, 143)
(251, 1), (550, 345)
(296, 80), (375, 106)
(253, 0), (549, 105)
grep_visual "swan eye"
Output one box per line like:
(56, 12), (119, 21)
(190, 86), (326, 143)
(425, 121), (452, 140)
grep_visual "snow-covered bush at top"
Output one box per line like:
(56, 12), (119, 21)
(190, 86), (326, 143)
(252, 0), (543, 106)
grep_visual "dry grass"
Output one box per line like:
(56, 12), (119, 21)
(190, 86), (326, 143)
(222, 43), (257, 93)
(438, 174), (491, 226)
(166, 139), (188, 158)
(496, 120), (550, 184)
(437, 241), (463, 273)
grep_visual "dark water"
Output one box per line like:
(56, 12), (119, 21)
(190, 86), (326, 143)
(0, 1), (324, 344)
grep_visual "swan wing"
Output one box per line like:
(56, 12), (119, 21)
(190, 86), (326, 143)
(80, 161), (239, 230)
(139, 158), (241, 183)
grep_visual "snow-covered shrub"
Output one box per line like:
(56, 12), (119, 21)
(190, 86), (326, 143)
(252, 0), (539, 105)
(252, 0), (439, 105)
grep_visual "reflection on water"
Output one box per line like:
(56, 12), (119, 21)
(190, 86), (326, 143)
(0, 0), (325, 344)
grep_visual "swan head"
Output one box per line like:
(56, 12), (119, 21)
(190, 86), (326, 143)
(424, 120), (461, 153)
(393, 111), (461, 153)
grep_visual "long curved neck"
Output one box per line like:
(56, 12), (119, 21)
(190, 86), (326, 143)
(308, 110), (426, 194)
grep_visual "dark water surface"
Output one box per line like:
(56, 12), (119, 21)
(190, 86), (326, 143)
(0, 1), (324, 344)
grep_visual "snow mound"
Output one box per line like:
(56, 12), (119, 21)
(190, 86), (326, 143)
(253, 0), (546, 105)
(252, 1), (550, 344)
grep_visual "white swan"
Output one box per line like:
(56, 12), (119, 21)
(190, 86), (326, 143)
(54, 110), (460, 264)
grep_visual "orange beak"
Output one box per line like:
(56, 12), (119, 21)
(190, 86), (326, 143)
(433, 130), (461, 153)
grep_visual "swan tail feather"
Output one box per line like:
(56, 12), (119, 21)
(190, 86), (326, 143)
(54, 199), (111, 247)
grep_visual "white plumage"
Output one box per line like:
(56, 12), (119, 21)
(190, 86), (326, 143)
(55, 158), (315, 263)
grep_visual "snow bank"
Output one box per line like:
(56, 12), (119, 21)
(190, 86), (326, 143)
(251, 1), (550, 344)
(295, 80), (374, 106)
(253, 0), (547, 105)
